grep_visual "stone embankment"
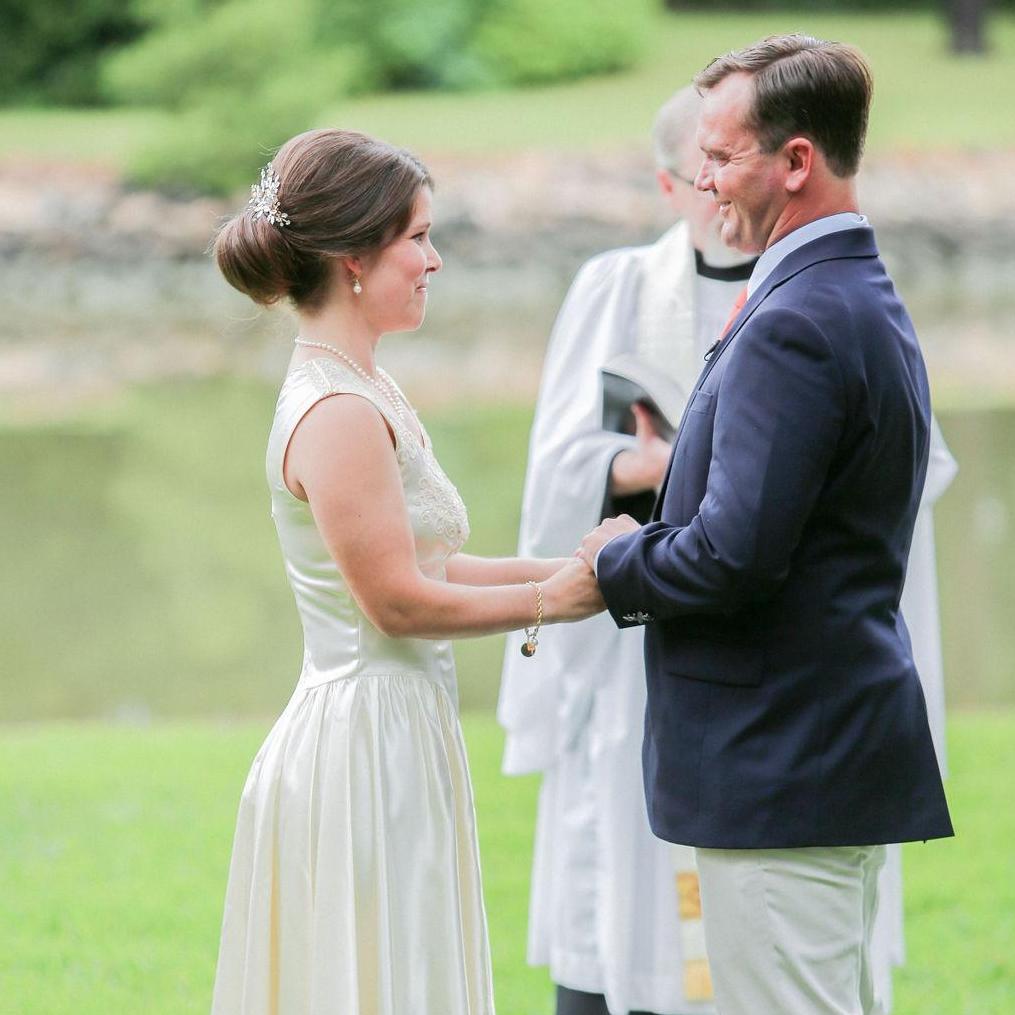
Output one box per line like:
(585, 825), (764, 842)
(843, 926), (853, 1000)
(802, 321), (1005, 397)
(1, 151), (1013, 408)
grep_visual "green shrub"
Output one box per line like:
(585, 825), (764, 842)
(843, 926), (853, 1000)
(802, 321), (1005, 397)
(125, 51), (354, 194)
(103, 0), (654, 109)
(470, 0), (653, 86)
(318, 0), (485, 90)
(99, 0), (653, 192)
(102, 0), (357, 194)
(102, 0), (315, 109)
(319, 0), (652, 90)
(0, 0), (143, 105)
(126, 105), (287, 196)
(127, 0), (212, 24)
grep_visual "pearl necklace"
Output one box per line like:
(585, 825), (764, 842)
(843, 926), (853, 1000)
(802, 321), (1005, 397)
(294, 337), (409, 422)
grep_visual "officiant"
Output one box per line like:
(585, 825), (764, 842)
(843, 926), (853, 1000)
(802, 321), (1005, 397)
(497, 86), (754, 1015)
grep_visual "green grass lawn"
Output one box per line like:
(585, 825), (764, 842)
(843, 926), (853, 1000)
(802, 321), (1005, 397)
(0, 107), (174, 168)
(0, 712), (1011, 1014)
(1, 11), (1013, 172)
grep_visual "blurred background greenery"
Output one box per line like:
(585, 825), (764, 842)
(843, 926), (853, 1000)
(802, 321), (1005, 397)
(2, 0), (655, 191)
(1, 0), (1012, 189)
(1, 0), (1013, 1012)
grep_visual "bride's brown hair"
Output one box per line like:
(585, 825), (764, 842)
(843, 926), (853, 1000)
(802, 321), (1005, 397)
(214, 129), (432, 309)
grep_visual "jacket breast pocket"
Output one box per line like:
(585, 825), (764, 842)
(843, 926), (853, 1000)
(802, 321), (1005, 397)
(686, 388), (716, 416)
(670, 387), (717, 479)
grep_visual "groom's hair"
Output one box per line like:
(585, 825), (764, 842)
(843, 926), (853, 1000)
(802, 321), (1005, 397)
(695, 34), (873, 178)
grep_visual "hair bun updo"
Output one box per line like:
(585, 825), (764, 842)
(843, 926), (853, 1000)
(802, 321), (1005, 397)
(214, 208), (308, 307)
(213, 129), (433, 310)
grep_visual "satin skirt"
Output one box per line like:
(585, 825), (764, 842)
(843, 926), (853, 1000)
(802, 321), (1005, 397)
(211, 671), (496, 1015)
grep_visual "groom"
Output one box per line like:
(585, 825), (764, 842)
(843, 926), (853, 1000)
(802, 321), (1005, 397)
(571, 34), (953, 1015)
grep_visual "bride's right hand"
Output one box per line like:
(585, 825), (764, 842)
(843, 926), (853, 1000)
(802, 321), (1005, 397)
(540, 558), (606, 622)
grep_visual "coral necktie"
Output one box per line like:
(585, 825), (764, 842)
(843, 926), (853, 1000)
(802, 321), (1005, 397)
(720, 286), (749, 338)
(705, 287), (749, 360)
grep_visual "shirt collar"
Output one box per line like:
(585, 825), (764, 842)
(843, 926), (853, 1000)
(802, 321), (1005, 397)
(747, 212), (869, 297)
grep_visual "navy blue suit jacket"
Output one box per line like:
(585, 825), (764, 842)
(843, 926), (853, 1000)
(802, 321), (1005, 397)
(597, 226), (953, 849)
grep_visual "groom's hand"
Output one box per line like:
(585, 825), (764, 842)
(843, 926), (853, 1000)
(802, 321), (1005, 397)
(577, 514), (640, 570)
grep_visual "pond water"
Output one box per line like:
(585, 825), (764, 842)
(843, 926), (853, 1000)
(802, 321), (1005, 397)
(0, 383), (1010, 721)
(935, 408), (1015, 708)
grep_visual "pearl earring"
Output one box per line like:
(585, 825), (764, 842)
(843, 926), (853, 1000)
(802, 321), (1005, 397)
(352, 276), (363, 295)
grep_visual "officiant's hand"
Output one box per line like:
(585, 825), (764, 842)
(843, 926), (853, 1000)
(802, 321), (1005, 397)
(541, 558), (605, 621)
(577, 514), (640, 570)
(609, 402), (672, 496)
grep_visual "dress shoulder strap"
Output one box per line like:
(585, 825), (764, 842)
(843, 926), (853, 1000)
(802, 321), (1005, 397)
(266, 357), (407, 496)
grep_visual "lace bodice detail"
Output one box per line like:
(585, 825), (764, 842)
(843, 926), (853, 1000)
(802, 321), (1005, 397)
(301, 358), (470, 551)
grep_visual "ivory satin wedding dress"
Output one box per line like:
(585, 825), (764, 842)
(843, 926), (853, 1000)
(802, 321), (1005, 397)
(211, 357), (496, 1015)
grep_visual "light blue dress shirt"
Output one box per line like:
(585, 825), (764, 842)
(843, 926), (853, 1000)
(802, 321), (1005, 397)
(747, 212), (868, 297)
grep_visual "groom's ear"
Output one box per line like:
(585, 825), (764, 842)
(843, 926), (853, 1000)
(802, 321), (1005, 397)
(782, 137), (815, 194)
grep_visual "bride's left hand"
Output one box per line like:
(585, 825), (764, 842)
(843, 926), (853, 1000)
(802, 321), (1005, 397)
(541, 558), (606, 621)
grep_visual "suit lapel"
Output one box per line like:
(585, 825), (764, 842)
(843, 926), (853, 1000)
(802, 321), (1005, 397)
(649, 228), (878, 521)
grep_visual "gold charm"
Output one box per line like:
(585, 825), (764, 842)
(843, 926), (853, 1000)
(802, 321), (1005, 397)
(521, 580), (542, 660)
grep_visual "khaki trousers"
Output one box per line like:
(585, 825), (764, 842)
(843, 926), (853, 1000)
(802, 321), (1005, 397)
(695, 845), (887, 1015)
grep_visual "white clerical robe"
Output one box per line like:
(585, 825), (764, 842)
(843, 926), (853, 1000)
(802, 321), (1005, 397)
(500, 222), (737, 1015)
(871, 417), (957, 1012)
(498, 221), (956, 1015)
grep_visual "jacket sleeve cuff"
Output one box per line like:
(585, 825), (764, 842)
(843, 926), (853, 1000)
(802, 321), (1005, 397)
(597, 530), (655, 628)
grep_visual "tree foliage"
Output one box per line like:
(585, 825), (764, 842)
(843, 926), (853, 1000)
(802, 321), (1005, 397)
(471, 0), (652, 86)
(102, 0), (320, 109)
(0, 0), (143, 105)
(95, 0), (653, 191)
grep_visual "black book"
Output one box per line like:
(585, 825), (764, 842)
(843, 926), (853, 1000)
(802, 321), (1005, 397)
(600, 353), (685, 445)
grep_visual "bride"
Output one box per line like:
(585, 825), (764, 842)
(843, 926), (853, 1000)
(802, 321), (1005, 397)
(209, 128), (604, 1015)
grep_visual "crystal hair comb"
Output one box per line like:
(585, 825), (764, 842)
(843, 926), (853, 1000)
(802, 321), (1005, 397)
(248, 165), (291, 227)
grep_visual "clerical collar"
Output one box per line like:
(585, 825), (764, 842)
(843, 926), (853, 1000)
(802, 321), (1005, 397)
(694, 249), (756, 282)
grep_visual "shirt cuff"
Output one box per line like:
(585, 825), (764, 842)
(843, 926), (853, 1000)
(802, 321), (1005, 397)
(593, 535), (620, 577)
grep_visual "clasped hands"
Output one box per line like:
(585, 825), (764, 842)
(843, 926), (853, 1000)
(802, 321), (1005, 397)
(576, 513), (641, 569)
(540, 514), (641, 622)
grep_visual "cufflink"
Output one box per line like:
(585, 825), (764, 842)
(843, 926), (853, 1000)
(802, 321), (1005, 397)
(621, 611), (654, 624)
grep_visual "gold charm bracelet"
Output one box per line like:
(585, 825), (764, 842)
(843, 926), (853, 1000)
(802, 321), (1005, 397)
(521, 580), (543, 657)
